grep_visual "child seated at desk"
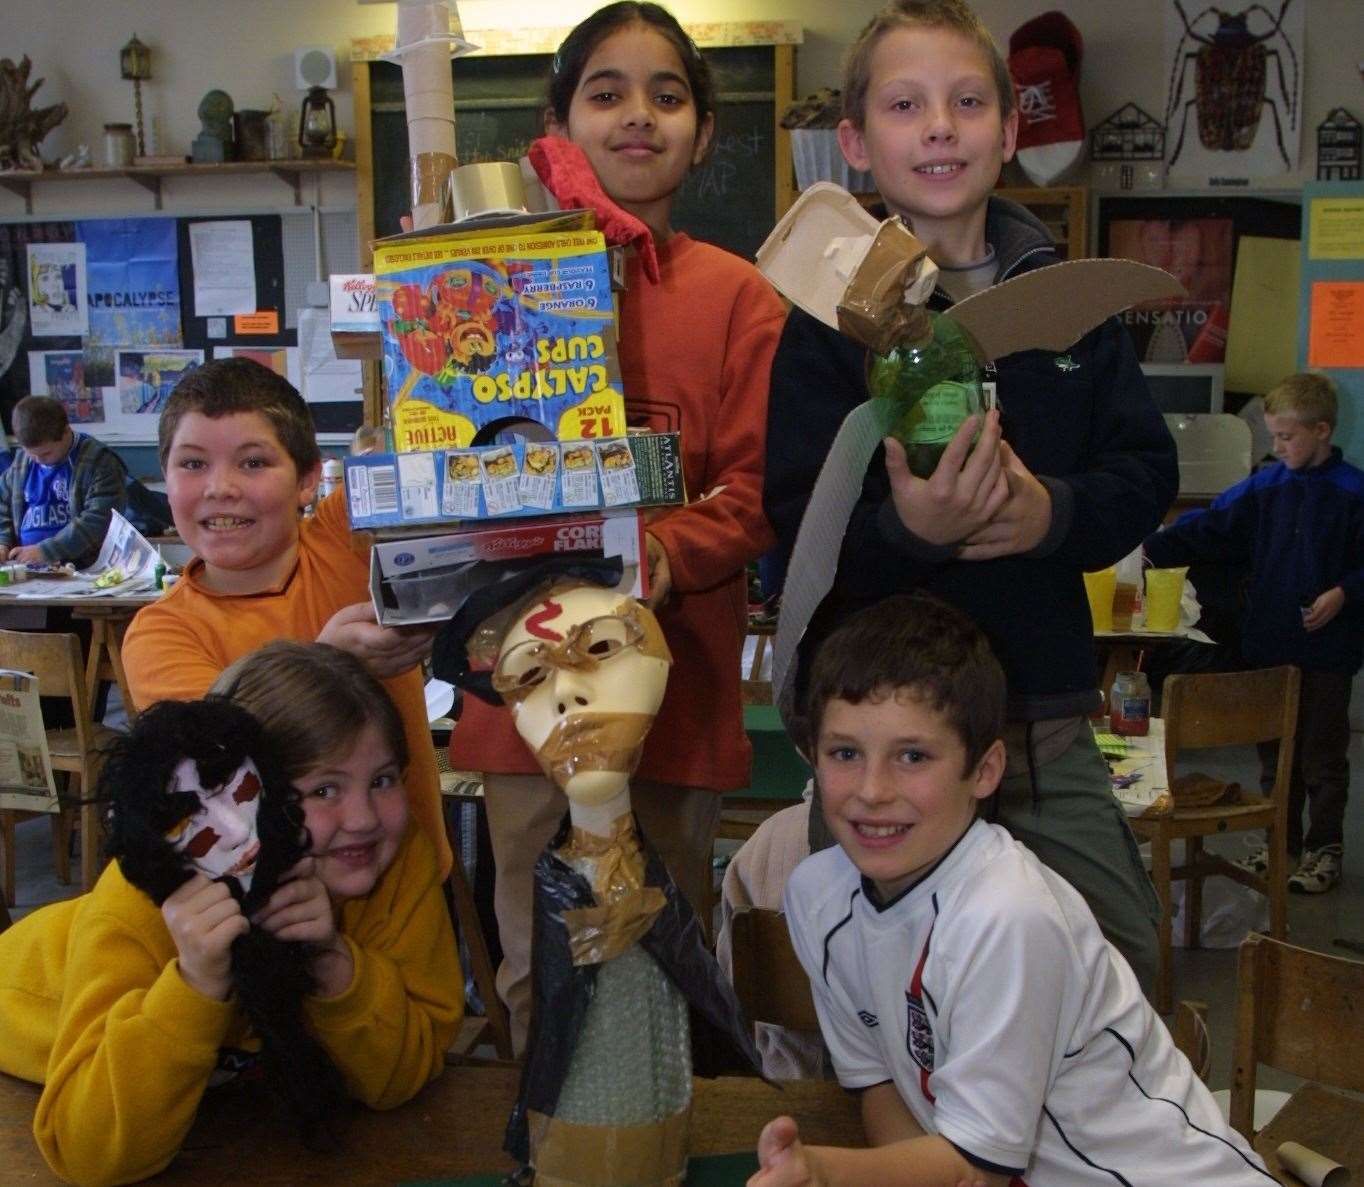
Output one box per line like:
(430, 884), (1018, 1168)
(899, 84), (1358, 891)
(0, 641), (461, 1187)
(751, 594), (1271, 1187)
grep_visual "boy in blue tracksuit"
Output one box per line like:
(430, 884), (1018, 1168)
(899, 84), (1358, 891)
(762, 0), (1177, 989)
(1145, 373), (1364, 893)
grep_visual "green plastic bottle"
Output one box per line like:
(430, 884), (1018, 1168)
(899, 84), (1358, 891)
(867, 313), (984, 479)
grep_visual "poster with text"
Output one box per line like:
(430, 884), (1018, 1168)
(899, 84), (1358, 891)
(1164, 0), (1304, 186)
(112, 347), (202, 437)
(1107, 217), (1234, 362)
(27, 349), (106, 425)
(26, 242), (88, 338)
(76, 218), (182, 387)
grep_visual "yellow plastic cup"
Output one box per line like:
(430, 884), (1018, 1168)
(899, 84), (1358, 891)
(1083, 567), (1117, 632)
(1144, 566), (1188, 632)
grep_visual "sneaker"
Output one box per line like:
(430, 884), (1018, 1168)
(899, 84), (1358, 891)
(1232, 845), (1270, 877)
(1288, 847), (1342, 894)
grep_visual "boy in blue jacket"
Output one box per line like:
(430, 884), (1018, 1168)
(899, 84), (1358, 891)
(762, 0), (1177, 987)
(1145, 373), (1363, 893)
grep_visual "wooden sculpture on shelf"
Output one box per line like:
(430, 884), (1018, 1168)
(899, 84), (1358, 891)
(0, 56), (68, 171)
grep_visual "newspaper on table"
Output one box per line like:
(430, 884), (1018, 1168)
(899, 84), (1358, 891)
(14, 511), (160, 599)
(0, 668), (58, 812)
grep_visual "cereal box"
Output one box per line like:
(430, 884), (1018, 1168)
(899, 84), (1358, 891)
(374, 217), (628, 452)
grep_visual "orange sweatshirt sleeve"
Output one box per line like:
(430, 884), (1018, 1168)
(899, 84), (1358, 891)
(646, 271), (785, 593)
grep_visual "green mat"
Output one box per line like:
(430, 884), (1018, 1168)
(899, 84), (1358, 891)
(736, 704), (810, 802)
(403, 1150), (760, 1186)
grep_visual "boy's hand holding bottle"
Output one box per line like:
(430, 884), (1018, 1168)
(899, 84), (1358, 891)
(884, 411), (1008, 548)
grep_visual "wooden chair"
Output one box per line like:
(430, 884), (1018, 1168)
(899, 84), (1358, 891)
(1130, 665), (1300, 1014)
(440, 782), (514, 1062)
(0, 630), (121, 899)
(1230, 933), (1364, 1140)
(729, 907), (820, 1034)
(1171, 1000), (1211, 1083)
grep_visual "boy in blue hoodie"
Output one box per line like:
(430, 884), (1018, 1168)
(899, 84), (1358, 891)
(1145, 373), (1364, 893)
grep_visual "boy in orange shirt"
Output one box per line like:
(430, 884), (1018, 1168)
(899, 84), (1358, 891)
(122, 358), (450, 874)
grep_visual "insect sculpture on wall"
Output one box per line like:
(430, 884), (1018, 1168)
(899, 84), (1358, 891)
(1165, 0), (1299, 169)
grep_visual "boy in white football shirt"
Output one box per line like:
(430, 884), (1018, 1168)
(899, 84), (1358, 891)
(751, 593), (1272, 1187)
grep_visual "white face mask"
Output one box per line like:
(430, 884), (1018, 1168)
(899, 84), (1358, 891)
(498, 584), (672, 805)
(165, 757), (263, 889)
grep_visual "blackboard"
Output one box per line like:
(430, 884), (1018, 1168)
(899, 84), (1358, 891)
(367, 43), (777, 260)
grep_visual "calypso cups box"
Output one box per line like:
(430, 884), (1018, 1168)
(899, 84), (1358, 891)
(373, 211), (628, 452)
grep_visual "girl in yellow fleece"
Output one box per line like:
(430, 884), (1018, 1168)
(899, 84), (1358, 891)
(0, 641), (462, 1187)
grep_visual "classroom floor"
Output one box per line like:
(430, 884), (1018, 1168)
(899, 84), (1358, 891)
(7, 732), (1362, 1099)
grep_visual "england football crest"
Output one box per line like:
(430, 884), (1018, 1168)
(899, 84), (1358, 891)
(905, 992), (934, 1073)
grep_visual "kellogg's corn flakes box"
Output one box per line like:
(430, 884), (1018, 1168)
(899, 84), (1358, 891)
(374, 218), (628, 452)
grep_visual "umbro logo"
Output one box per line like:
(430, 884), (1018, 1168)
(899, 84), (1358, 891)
(857, 1010), (879, 1028)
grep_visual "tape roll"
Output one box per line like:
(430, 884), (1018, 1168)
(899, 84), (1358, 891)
(450, 161), (528, 221)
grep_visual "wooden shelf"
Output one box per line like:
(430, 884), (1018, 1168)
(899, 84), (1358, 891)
(0, 159), (355, 213)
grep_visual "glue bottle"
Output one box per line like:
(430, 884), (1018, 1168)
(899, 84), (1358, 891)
(153, 550), (166, 591)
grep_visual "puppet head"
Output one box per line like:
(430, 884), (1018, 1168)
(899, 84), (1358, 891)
(495, 581), (672, 804)
(101, 695), (343, 1149)
(102, 698), (306, 912)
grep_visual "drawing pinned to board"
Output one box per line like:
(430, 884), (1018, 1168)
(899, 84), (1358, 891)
(27, 350), (105, 425)
(26, 242), (88, 337)
(114, 348), (202, 436)
(1164, 0), (1304, 185)
(212, 344), (301, 389)
(78, 218), (183, 387)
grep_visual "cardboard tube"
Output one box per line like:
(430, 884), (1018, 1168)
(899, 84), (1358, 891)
(1276, 1143), (1350, 1187)
(398, 38), (458, 228)
(450, 161), (527, 220)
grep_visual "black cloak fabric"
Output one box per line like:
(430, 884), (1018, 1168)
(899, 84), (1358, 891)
(505, 812), (763, 1164)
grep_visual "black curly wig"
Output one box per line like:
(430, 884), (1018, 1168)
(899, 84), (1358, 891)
(100, 698), (347, 1148)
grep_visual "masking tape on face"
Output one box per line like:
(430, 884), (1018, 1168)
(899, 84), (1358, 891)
(528, 1106), (689, 1187)
(534, 712), (655, 789)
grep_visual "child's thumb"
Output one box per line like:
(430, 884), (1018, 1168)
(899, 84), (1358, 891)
(757, 1115), (801, 1168)
(883, 437), (912, 483)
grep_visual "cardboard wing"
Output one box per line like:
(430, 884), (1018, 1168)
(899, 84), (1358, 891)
(944, 259), (1185, 361)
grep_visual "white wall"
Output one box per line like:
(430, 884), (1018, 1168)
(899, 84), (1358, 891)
(5, 0), (1362, 218)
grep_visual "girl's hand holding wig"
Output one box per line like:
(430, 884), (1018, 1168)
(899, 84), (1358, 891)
(100, 698), (348, 1148)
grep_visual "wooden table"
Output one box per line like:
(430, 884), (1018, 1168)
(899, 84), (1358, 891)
(0, 589), (156, 718)
(0, 1062), (862, 1186)
(1254, 1082), (1364, 1185)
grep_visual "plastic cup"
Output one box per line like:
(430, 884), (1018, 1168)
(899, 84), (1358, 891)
(1144, 566), (1188, 632)
(1083, 567), (1117, 632)
(1111, 582), (1139, 632)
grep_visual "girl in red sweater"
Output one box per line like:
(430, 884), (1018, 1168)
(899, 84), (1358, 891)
(450, 1), (786, 1050)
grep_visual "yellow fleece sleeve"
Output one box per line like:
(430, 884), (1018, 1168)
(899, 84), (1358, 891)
(307, 828), (463, 1109)
(34, 908), (235, 1187)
